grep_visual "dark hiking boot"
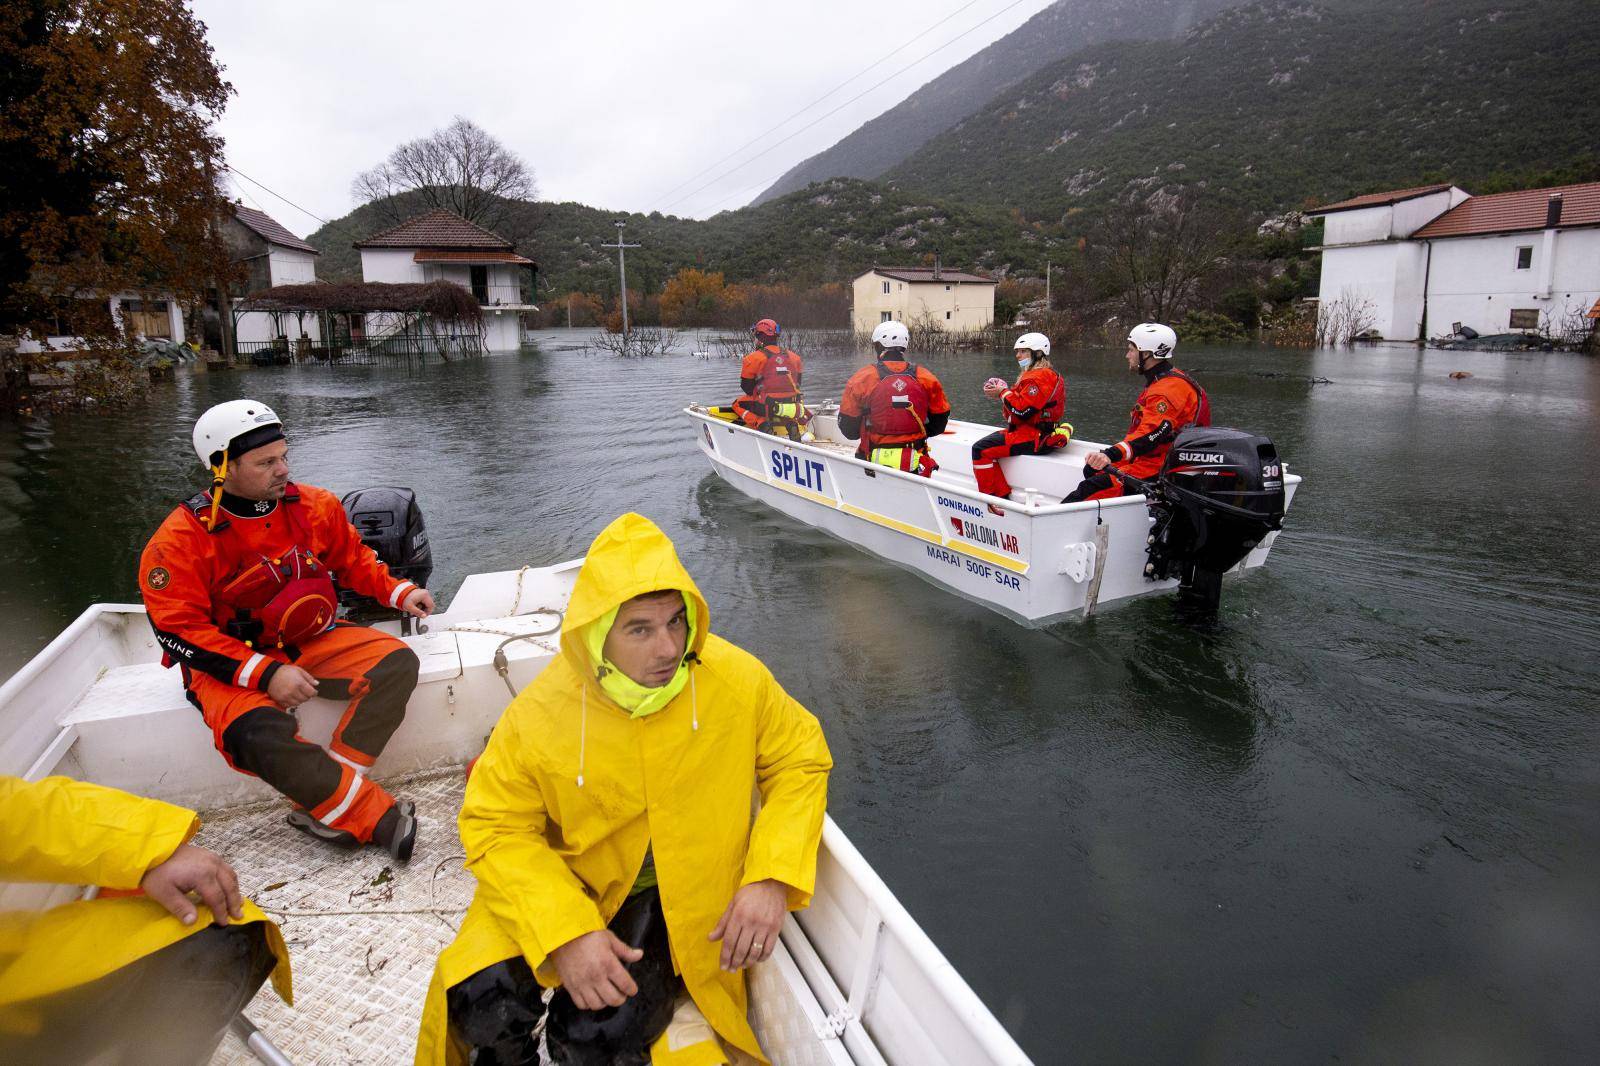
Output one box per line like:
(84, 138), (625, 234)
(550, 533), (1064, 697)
(285, 808), (360, 850)
(372, 799), (418, 863)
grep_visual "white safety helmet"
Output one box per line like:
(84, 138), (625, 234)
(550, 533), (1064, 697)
(1014, 332), (1051, 359)
(192, 399), (282, 468)
(871, 320), (910, 351)
(1127, 322), (1178, 359)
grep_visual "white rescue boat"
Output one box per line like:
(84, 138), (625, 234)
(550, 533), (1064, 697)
(0, 563), (1031, 1066)
(687, 404), (1302, 623)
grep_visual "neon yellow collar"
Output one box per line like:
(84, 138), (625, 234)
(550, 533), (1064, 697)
(580, 598), (696, 717)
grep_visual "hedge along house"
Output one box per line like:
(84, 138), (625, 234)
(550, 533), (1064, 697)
(1310, 181), (1600, 342)
(220, 206), (322, 349)
(850, 264), (997, 334)
(355, 209), (536, 352)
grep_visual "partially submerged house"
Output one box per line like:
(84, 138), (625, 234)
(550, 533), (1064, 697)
(850, 265), (997, 334)
(355, 210), (536, 352)
(1310, 181), (1600, 342)
(221, 207), (322, 346)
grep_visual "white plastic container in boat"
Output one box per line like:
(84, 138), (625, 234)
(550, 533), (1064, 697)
(686, 404), (1302, 624)
(0, 563), (1031, 1066)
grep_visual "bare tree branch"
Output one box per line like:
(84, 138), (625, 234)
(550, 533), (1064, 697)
(351, 117), (536, 232)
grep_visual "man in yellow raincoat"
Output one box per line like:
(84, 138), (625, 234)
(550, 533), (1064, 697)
(415, 513), (832, 1065)
(0, 775), (291, 1062)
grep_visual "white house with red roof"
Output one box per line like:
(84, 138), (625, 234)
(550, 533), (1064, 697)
(356, 209), (536, 352)
(1310, 181), (1600, 341)
(222, 205), (322, 345)
(851, 265), (997, 334)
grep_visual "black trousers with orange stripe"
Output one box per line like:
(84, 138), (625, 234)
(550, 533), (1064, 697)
(184, 622), (418, 842)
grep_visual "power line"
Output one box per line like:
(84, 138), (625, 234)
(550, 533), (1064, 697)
(659, 0), (1038, 217)
(225, 165), (330, 228)
(648, 0), (987, 210)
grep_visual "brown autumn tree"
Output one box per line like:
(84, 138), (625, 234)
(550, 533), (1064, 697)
(1088, 192), (1239, 323)
(0, 0), (236, 366)
(352, 117), (536, 234)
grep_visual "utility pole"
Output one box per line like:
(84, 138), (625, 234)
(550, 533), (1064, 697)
(1045, 260), (1052, 311)
(602, 220), (641, 335)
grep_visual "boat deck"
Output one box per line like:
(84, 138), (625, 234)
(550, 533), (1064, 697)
(205, 767), (835, 1065)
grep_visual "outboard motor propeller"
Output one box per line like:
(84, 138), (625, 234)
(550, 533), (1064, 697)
(1142, 427), (1286, 613)
(338, 487), (433, 623)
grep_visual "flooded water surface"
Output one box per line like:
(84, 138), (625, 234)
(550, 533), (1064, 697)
(2, 330), (1597, 1063)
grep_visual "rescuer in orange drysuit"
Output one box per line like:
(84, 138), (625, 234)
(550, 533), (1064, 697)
(138, 399), (435, 860)
(1065, 322), (1211, 503)
(838, 319), (951, 477)
(971, 331), (1071, 515)
(730, 318), (808, 438)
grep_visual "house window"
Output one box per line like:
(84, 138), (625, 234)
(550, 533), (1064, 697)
(1515, 246), (1533, 270)
(945, 285), (951, 291)
(882, 281), (890, 295)
(1509, 309), (1539, 330)
(880, 311), (892, 323)
(470, 265), (489, 304)
(946, 311), (952, 320)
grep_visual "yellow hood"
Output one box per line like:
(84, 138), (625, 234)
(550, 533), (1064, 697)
(561, 513), (709, 683)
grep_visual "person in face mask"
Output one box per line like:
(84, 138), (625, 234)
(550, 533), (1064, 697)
(416, 513), (833, 1066)
(970, 332), (1071, 515)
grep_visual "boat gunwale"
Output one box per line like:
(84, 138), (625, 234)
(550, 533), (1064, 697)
(684, 405), (1301, 518)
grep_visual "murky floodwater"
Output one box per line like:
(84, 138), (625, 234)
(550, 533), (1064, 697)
(3, 329), (1597, 1063)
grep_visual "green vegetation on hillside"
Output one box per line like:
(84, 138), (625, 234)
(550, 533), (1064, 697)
(307, 180), (1069, 297)
(755, 0), (1237, 204)
(883, 0), (1600, 230)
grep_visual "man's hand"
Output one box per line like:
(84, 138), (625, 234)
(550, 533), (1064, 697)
(550, 930), (643, 1010)
(401, 588), (435, 619)
(709, 879), (787, 971)
(267, 664), (319, 707)
(1085, 451), (1112, 471)
(140, 843), (244, 927)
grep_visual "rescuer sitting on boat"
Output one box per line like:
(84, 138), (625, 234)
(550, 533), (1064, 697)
(138, 399), (434, 861)
(729, 317), (808, 439)
(1064, 322), (1211, 503)
(0, 774), (290, 1064)
(838, 319), (951, 477)
(416, 512), (832, 1066)
(971, 331), (1071, 515)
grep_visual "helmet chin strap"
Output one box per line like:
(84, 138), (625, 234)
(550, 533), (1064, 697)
(207, 452), (230, 530)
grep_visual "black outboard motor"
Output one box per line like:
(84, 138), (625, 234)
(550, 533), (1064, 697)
(338, 487), (433, 623)
(1142, 427), (1286, 613)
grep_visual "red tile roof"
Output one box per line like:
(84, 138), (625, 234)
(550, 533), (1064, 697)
(355, 209), (514, 250)
(233, 206), (318, 254)
(1412, 182), (1600, 240)
(869, 266), (996, 285)
(1306, 184), (1455, 215)
(1587, 298), (1600, 320)
(413, 250), (534, 265)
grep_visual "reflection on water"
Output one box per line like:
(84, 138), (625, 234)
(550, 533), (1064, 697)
(2, 330), (1597, 1062)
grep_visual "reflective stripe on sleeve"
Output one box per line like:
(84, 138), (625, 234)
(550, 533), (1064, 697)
(387, 581), (415, 608)
(237, 652), (267, 688)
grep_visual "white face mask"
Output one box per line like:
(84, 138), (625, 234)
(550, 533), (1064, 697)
(1016, 355), (1032, 370)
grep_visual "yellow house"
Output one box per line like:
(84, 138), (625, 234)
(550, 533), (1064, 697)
(851, 266), (997, 334)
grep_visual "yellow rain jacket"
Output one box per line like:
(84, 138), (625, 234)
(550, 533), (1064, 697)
(0, 775), (291, 1038)
(416, 513), (832, 1065)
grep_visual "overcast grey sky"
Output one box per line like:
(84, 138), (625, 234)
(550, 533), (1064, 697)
(191, 0), (1056, 236)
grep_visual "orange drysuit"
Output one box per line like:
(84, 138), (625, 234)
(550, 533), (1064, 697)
(971, 365), (1067, 500)
(838, 356), (951, 475)
(732, 343), (804, 432)
(1069, 366), (1209, 502)
(138, 483), (420, 841)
